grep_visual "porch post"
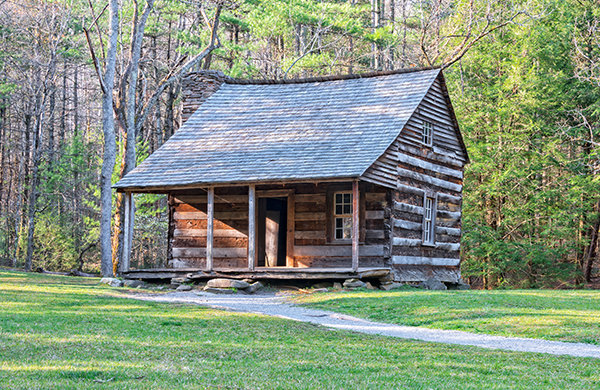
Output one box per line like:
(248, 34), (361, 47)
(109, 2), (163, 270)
(248, 184), (256, 271)
(122, 191), (132, 273)
(352, 180), (359, 272)
(206, 187), (214, 272)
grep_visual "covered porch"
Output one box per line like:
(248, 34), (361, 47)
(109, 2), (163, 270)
(119, 180), (392, 281)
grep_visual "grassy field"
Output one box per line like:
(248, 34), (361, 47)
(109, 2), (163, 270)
(1, 271), (599, 389)
(293, 288), (600, 345)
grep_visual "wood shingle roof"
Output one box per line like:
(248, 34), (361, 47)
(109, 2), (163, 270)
(115, 68), (442, 191)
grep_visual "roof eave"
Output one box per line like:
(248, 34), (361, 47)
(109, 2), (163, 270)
(113, 175), (364, 194)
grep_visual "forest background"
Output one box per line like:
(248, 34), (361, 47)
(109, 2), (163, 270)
(0, 0), (598, 288)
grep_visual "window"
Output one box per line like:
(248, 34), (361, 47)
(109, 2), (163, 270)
(422, 120), (433, 146)
(422, 195), (436, 245)
(334, 192), (352, 240)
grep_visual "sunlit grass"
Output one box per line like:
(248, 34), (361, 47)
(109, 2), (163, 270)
(292, 288), (600, 344)
(0, 271), (599, 389)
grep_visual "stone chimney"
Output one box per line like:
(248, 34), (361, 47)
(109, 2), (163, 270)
(181, 70), (227, 124)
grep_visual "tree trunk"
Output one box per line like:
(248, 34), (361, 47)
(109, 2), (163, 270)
(111, 0), (155, 274)
(25, 93), (46, 271)
(48, 85), (55, 167)
(99, 0), (120, 277)
(0, 97), (6, 260)
(583, 200), (600, 282)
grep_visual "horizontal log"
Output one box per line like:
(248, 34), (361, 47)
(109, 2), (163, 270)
(174, 211), (248, 220)
(394, 219), (422, 231)
(438, 192), (461, 204)
(361, 172), (396, 189)
(397, 167), (462, 193)
(257, 189), (294, 197)
(392, 237), (423, 247)
(392, 256), (460, 266)
(366, 230), (385, 239)
(397, 141), (464, 168)
(432, 145), (464, 162)
(437, 209), (461, 220)
(293, 245), (384, 257)
(397, 152), (463, 180)
(294, 230), (324, 240)
(436, 242), (461, 251)
(174, 195), (248, 204)
(366, 210), (384, 219)
(396, 182), (425, 196)
(173, 229), (247, 238)
(392, 265), (461, 283)
(295, 194), (325, 202)
(172, 247), (247, 258)
(295, 212), (326, 221)
(436, 226), (461, 237)
(295, 202), (326, 212)
(394, 201), (424, 215)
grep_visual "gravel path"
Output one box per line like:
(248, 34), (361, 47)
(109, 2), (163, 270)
(128, 290), (600, 359)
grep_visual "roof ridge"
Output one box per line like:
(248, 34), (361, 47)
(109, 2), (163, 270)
(186, 67), (440, 85)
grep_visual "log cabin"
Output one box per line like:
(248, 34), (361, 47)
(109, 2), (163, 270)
(114, 67), (469, 284)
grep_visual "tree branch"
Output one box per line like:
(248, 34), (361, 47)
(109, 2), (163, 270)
(135, 4), (222, 133)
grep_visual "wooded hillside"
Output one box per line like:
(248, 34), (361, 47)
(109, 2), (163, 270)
(0, 0), (598, 288)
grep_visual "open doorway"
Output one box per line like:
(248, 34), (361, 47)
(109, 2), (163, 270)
(257, 197), (287, 267)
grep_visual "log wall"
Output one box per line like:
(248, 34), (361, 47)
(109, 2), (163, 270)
(169, 187), (249, 269)
(389, 77), (466, 283)
(167, 182), (390, 270)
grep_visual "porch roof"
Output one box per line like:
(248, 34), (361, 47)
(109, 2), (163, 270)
(114, 68), (441, 191)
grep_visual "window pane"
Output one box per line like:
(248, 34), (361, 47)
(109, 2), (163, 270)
(343, 217), (352, 237)
(335, 218), (342, 228)
(335, 228), (342, 240)
(335, 205), (343, 215)
(343, 204), (351, 214)
(422, 121), (433, 145)
(344, 193), (351, 203)
(343, 228), (351, 239)
(335, 193), (342, 203)
(422, 196), (435, 244)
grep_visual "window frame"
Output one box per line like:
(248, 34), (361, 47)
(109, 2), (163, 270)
(422, 120), (434, 146)
(333, 191), (353, 241)
(422, 193), (437, 246)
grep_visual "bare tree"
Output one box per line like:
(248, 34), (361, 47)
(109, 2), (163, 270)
(85, 0), (120, 277)
(416, 0), (531, 69)
(87, 0), (224, 274)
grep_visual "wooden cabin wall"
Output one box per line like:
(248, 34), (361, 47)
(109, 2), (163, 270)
(169, 187), (249, 269)
(390, 78), (466, 283)
(288, 182), (388, 268)
(166, 182), (389, 270)
(361, 77), (466, 191)
(400, 78), (466, 162)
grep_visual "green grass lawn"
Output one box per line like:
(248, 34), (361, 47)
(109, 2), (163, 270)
(1, 271), (599, 389)
(292, 288), (600, 345)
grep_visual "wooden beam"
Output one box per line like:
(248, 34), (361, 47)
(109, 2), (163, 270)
(206, 187), (214, 271)
(293, 245), (383, 257)
(257, 189), (294, 198)
(248, 184), (256, 271)
(392, 256), (460, 266)
(122, 192), (132, 273)
(123, 267), (392, 281)
(286, 191), (295, 267)
(352, 180), (359, 272)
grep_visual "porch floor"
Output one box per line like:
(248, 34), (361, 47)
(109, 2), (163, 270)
(123, 267), (391, 281)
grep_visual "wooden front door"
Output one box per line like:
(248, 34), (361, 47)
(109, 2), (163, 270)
(257, 197), (288, 267)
